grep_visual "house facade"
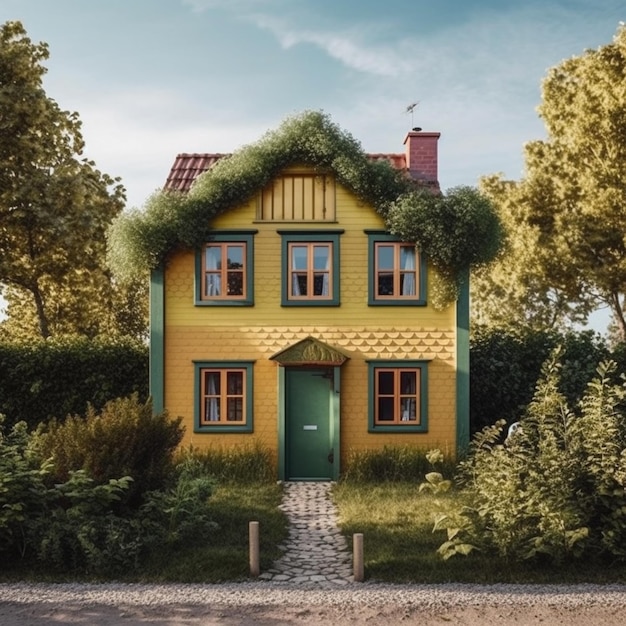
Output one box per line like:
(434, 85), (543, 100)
(150, 123), (469, 481)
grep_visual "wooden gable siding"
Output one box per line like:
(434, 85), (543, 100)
(258, 170), (336, 221)
(162, 173), (459, 456)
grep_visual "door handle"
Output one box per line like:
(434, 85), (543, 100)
(328, 450), (334, 464)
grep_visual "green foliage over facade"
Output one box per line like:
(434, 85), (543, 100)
(108, 111), (502, 307)
(387, 186), (503, 307)
(0, 338), (148, 429)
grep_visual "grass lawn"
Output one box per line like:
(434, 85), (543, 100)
(332, 482), (626, 584)
(4, 480), (626, 584)
(136, 481), (288, 582)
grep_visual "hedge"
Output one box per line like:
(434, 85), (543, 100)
(0, 338), (148, 429)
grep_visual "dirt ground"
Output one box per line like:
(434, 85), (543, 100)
(1, 600), (625, 625)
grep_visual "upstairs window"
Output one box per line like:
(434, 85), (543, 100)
(367, 232), (426, 306)
(203, 243), (246, 299)
(279, 230), (342, 306)
(288, 242), (332, 299)
(195, 231), (256, 306)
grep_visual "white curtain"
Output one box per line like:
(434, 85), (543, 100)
(401, 398), (416, 421)
(206, 247), (221, 296)
(318, 245), (330, 296)
(401, 247), (416, 296)
(291, 251), (301, 296)
(206, 372), (220, 421)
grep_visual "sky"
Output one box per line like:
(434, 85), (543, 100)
(1, 0), (624, 328)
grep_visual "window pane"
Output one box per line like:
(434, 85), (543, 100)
(227, 398), (243, 421)
(400, 273), (416, 296)
(206, 274), (221, 296)
(377, 273), (394, 296)
(377, 245), (394, 270)
(205, 372), (220, 395)
(205, 398), (220, 421)
(378, 397), (394, 421)
(227, 371), (243, 395)
(378, 371), (394, 395)
(401, 371), (416, 394)
(400, 246), (415, 269)
(291, 246), (307, 270)
(401, 398), (417, 421)
(226, 245), (243, 269)
(293, 274), (308, 296)
(206, 246), (221, 270)
(313, 273), (329, 296)
(313, 245), (329, 270)
(227, 272), (243, 295)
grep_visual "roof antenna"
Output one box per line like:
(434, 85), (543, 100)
(405, 101), (421, 132)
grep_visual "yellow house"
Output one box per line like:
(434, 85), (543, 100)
(149, 113), (469, 480)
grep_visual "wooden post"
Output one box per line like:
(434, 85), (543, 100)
(353, 533), (364, 582)
(249, 521), (260, 577)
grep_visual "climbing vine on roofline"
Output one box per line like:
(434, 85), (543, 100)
(107, 110), (502, 309)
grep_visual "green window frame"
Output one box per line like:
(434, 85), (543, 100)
(278, 230), (343, 306)
(366, 232), (427, 306)
(194, 361), (254, 433)
(195, 231), (256, 306)
(367, 360), (429, 433)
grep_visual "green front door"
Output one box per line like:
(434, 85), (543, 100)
(285, 368), (334, 480)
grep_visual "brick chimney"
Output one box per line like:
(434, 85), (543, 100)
(404, 130), (440, 188)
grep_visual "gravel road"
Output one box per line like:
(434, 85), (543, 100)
(2, 581), (626, 625)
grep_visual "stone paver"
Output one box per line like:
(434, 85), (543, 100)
(258, 481), (354, 586)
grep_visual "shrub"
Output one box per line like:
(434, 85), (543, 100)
(0, 337), (148, 429)
(470, 326), (611, 434)
(33, 395), (184, 503)
(438, 353), (626, 563)
(0, 417), (52, 557)
(32, 471), (141, 573)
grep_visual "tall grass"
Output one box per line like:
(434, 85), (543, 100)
(341, 445), (455, 483)
(176, 441), (276, 483)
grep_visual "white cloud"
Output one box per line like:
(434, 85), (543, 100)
(252, 15), (413, 77)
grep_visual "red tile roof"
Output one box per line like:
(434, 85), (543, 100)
(164, 152), (409, 193)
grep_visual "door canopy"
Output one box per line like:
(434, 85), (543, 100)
(270, 337), (349, 366)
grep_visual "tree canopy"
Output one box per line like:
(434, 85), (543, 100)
(0, 20), (146, 340)
(473, 24), (626, 337)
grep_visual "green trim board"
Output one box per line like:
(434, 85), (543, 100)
(366, 359), (430, 433)
(193, 360), (255, 433)
(277, 229), (343, 307)
(365, 231), (427, 306)
(455, 269), (470, 457)
(277, 366), (286, 480)
(149, 266), (165, 414)
(194, 230), (257, 306)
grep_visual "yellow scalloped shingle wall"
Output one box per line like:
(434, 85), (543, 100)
(161, 174), (460, 461)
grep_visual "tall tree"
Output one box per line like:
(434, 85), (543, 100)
(473, 25), (626, 337)
(0, 21), (145, 339)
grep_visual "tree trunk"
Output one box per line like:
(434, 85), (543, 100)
(610, 292), (626, 342)
(31, 281), (50, 339)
